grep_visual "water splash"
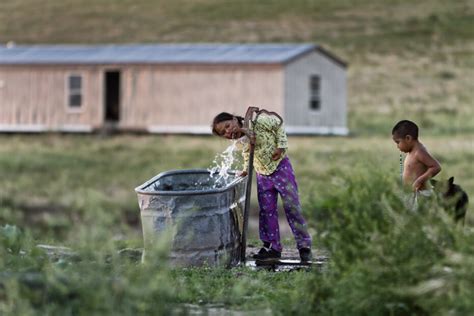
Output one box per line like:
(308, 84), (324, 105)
(208, 141), (238, 188)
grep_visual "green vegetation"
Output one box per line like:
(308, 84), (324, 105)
(1, 0), (473, 50)
(0, 0), (473, 314)
(1, 135), (472, 314)
(306, 165), (474, 315)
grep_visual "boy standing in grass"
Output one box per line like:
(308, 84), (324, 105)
(392, 120), (442, 207)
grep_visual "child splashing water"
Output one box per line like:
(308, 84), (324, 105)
(211, 109), (312, 262)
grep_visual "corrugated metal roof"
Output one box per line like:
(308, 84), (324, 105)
(0, 43), (318, 65)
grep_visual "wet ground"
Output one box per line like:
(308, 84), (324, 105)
(245, 245), (328, 272)
(38, 243), (329, 273)
(173, 304), (272, 316)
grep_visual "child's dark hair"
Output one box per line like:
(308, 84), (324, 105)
(392, 120), (419, 139)
(211, 112), (244, 135)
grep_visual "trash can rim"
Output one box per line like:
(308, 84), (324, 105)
(134, 168), (247, 196)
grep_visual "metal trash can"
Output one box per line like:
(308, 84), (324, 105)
(135, 169), (247, 267)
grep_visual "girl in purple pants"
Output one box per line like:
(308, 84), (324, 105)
(212, 111), (312, 261)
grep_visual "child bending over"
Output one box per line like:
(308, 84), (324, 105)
(212, 110), (312, 262)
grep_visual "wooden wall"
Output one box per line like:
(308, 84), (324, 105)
(0, 65), (103, 131)
(0, 64), (284, 133)
(119, 64), (284, 132)
(284, 51), (348, 135)
(0, 57), (347, 134)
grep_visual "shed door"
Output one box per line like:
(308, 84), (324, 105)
(104, 71), (120, 122)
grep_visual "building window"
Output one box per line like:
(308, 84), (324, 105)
(309, 75), (321, 111)
(68, 75), (82, 108)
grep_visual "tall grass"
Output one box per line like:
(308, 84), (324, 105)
(2, 156), (472, 315)
(0, 224), (175, 315)
(303, 162), (474, 315)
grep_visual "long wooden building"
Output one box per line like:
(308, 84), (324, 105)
(0, 43), (348, 135)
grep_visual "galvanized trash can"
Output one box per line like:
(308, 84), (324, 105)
(135, 169), (247, 267)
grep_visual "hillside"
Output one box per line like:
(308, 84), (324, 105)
(1, 0), (473, 136)
(0, 1), (472, 52)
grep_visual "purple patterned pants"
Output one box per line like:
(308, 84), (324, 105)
(256, 156), (312, 252)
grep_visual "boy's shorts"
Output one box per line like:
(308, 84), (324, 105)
(406, 189), (433, 211)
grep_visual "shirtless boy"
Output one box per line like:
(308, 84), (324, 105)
(392, 120), (442, 193)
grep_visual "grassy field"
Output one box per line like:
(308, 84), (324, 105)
(1, 134), (473, 314)
(1, 0), (474, 314)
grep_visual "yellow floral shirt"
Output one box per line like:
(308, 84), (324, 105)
(237, 114), (288, 175)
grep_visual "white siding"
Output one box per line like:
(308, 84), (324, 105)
(0, 49), (348, 135)
(284, 51), (347, 135)
(120, 64), (285, 131)
(0, 65), (104, 131)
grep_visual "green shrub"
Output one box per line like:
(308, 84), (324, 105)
(304, 162), (474, 315)
(0, 224), (175, 316)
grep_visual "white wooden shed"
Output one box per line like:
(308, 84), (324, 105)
(0, 43), (348, 135)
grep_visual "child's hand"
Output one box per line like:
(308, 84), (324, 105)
(237, 170), (248, 177)
(272, 148), (284, 161)
(237, 128), (255, 145)
(247, 130), (256, 145)
(229, 126), (241, 139)
(412, 177), (425, 191)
